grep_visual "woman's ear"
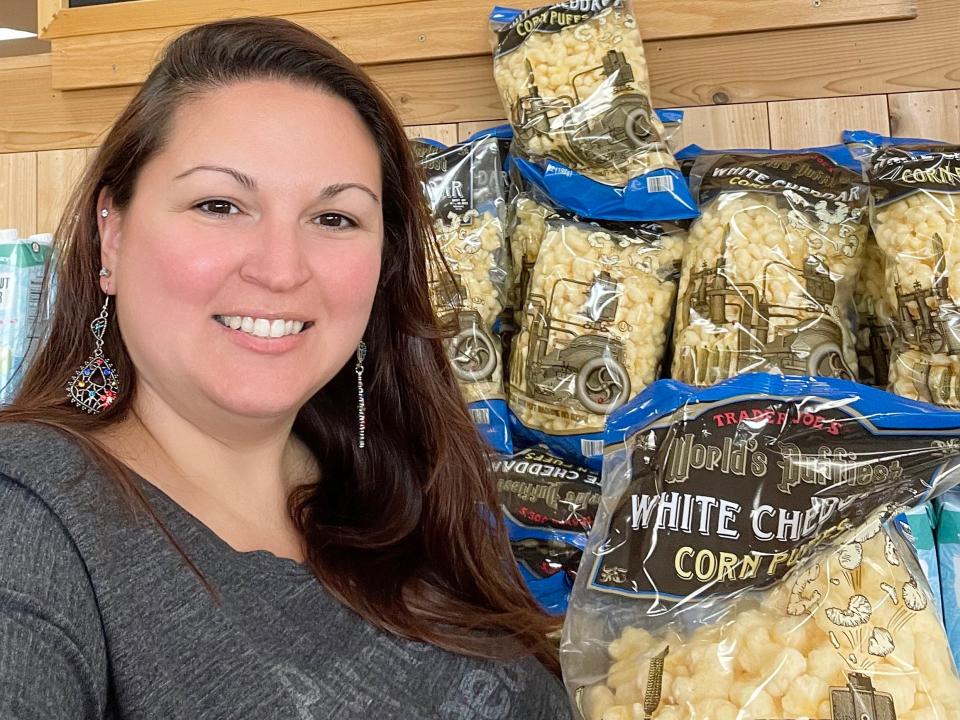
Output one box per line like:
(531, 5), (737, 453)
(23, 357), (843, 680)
(96, 187), (121, 295)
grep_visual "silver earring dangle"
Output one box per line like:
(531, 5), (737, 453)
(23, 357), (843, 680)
(67, 296), (120, 414)
(355, 341), (367, 449)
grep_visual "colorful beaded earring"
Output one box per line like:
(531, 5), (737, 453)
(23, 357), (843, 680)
(67, 293), (120, 413)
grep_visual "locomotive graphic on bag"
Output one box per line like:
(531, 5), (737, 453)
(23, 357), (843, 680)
(676, 235), (854, 383)
(894, 232), (960, 404)
(429, 269), (499, 383)
(519, 270), (631, 415)
(511, 49), (662, 174)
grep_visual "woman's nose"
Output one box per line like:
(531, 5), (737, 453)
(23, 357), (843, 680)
(238, 217), (313, 292)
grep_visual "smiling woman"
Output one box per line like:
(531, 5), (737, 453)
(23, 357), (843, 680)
(0, 17), (570, 720)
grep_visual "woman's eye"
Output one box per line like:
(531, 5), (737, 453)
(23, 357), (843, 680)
(314, 213), (356, 229)
(196, 200), (239, 216)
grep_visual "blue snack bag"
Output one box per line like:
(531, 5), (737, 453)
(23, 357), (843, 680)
(896, 502), (942, 617)
(411, 137), (512, 453)
(507, 215), (685, 469)
(563, 374), (960, 719)
(489, 4), (696, 222)
(493, 446), (600, 614)
(671, 148), (870, 387)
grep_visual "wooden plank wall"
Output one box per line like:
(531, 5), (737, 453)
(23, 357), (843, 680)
(0, 0), (958, 235)
(3, 92), (957, 237)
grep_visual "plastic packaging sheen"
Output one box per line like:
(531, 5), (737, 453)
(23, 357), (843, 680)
(671, 150), (869, 387)
(937, 490), (960, 670)
(561, 374), (960, 720)
(412, 136), (512, 453)
(508, 217), (684, 467)
(0, 235), (48, 403)
(489, 3), (695, 221)
(896, 503), (942, 618)
(856, 140), (960, 408)
(493, 446), (601, 614)
(853, 237), (894, 387)
(505, 107), (685, 315)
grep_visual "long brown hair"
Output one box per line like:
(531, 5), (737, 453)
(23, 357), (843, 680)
(4, 17), (559, 672)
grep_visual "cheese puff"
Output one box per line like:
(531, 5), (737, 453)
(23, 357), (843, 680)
(612, 680), (640, 705)
(690, 699), (738, 720)
(728, 681), (778, 718)
(872, 673), (916, 713)
(670, 676), (696, 706)
(600, 706), (630, 720)
(781, 674), (829, 717)
(609, 627), (654, 660)
(806, 645), (848, 685)
(586, 685), (616, 720)
(736, 627), (780, 676)
(762, 648), (807, 698)
(774, 615), (815, 654)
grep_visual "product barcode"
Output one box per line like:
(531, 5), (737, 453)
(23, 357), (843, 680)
(470, 408), (490, 426)
(646, 175), (674, 193)
(581, 439), (604, 457)
(27, 276), (43, 316)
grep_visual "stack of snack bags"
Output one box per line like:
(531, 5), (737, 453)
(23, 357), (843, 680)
(562, 374), (960, 720)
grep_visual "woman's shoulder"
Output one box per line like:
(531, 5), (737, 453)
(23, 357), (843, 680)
(0, 421), (105, 506)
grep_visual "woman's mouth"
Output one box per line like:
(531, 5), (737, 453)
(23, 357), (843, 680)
(213, 315), (313, 338)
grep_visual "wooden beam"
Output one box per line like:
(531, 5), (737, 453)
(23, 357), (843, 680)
(0, 56), (137, 153)
(42, 0), (415, 39)
(48, 0), (918, 91)
(37, 0), (66, 39)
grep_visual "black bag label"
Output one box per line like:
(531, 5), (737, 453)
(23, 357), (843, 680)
(590, 396), (959, 602)
(868, 145), (960, 205)
(412, 140), (475, 219)
(493, 448), (600, 532)
(698, 153), (868, 217)
(494, 0), (621, 58)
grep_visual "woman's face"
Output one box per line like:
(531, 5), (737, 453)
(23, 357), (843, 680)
(100, 80), (384, 424)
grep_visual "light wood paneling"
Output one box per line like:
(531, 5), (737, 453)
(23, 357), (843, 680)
(36, 148), (88, 235)
(0, 56), (136, 153)
(888, 90), (960, 143)
(403, 124), (458, 145)
(645, 0), (958, 107)
(49, 0), (920, 92)
(769, 95), (890, 148)
(677, 104), (771, 149)
(37, 0), (66, 38)
(457, 120), (507, 144)
(43, 0), (407, 39)
(43, 0), (916, 45)
(0, 153), (38, 237)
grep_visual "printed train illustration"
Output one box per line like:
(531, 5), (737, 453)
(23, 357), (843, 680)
(520, 270), (631, 415)
(677, 235), (854, 383)
(428, 269), (499, 383)
(894, 232), (960, 403)
(511, 49), (660, 172)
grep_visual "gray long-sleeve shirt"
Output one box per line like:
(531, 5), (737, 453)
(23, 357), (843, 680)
(0, 422), (572, 719)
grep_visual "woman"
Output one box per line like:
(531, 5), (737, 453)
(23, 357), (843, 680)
(0, 17), (571, 719)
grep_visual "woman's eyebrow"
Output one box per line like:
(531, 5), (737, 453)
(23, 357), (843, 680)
(172, 169), (379, 205)
(319, 182), (381, 205)
(174, 165), (257, 190)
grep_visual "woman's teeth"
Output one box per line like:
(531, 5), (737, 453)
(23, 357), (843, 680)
(215, 315), (305, 338)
